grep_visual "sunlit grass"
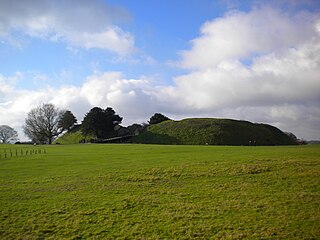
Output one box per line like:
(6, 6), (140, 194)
(0, 144), (319, 239)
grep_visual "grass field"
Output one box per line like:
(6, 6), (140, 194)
(0, 144), (319, 239)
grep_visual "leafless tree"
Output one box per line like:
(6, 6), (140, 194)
(23, 103), (64, 144)
(0, 125), (18, 143)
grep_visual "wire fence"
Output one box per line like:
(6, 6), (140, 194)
(0, 148), (47, 159)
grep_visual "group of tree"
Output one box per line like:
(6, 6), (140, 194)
(81, 107), (122, 139)
(23, 103), (77, 144)
(285, 132), (307, 145)
(148, 113), (170, 125)
(1, 102), (171, 144)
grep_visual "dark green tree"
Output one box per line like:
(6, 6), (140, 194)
(81, 107), (122, 139)
(148, 113), (171, 125)
(58, 110), (77, 131)
(126, 123), (146, 136)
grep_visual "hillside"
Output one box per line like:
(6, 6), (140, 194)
(54, 125), (91, 144)
(133, 118), (296, 145)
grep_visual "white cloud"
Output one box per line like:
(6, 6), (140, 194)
(68, 27), (134, 54)
(171, 6), (320, 139)
(79, 72), (160, 121)
(0, 75), (14, 98)
(173, 40), (320, 110)
(0, 0), (135, 55)
(179, 7), (318, 70)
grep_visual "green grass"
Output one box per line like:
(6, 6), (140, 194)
(54, 131), (91, 145)
(0, 144), (319, 239)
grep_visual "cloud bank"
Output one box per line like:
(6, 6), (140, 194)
(170, 7), (320, 139)
(0, 0), (134, 54)
(1, 6), (319, 141)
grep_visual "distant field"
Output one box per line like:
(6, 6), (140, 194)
(0, 144), (319, 239)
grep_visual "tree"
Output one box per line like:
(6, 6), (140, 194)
(127, 123), (146, 136)
(81, 107), (122, 139)
(58, 110), (77, 131)
(285, 132), (306, 145)
(285, 132), (299, 144)
(148, 113), (171, 125)
(23, 103), (64, 144)
(0, 125), (18, 143)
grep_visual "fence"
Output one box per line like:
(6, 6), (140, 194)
(0, 148), (47, 159)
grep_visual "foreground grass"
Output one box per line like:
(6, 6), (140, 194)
(0, 144), (319, 239)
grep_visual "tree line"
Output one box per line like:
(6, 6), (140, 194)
(1, 103), (304, 145)
(0, 103), (170, 144)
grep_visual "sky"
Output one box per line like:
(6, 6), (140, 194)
(1, 0), (320, 141)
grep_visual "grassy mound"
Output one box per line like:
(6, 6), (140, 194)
(54, 131), (91, 144)
(133, 118), (296, 145)
(54, 125), (91, 144)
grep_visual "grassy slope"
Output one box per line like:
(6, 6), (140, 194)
(134, 118), (296, 145)
(54, 124), (92, 144)
(0, 144), (319, 239)
(54, 131), (91, 144)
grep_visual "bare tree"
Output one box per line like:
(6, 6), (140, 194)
(0, 125), (18, 143)
(23, 103), (64, 144)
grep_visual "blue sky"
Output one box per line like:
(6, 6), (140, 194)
(1, 0), (223, 86)
(0, 0), (254, 87)
(1, 0), (320, 141)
